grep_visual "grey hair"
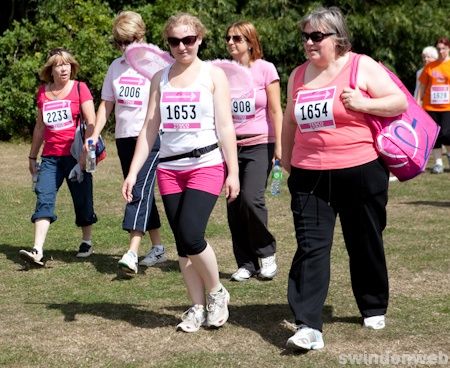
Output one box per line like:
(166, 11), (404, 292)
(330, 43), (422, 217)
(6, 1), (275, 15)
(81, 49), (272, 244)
(299, 6), (352, 56)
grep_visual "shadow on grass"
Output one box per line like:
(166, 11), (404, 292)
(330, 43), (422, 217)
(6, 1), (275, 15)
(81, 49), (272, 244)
(27, 300), (361, 352)
(42, 301), (178, 327)
(405, 200), (450, 207)
(0, 243), (178, 275)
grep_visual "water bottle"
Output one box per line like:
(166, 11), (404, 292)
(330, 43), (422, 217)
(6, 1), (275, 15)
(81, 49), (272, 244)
(86, 139), (96, 173)
(270, 159), (282, 196)
(31, 161), (40, 191)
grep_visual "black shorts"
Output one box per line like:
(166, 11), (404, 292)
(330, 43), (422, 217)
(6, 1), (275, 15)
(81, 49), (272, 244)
(427, 110), (450, 147)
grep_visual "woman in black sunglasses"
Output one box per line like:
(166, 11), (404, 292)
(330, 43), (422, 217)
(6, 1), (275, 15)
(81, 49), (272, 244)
(282, 6), (407, 350)
(224, 21), (282, 283)
(123, 13), (239, 333)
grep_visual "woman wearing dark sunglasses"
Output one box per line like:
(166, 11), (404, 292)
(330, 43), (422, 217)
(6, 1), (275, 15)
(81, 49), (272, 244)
(282, 6), (407, 350)
(87, 11), (165, 276)
(123, 13), (239, 333)
(224, 21), (282, 282)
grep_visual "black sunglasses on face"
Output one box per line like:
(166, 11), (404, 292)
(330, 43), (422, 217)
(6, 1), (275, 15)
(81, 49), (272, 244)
(167, 35), (198, 47)
(225, 35), (245, 43)
(301, 31), (335, 43)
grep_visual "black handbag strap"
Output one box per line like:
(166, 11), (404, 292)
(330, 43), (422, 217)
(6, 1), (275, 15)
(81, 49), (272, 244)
(76, 81), (86, 141)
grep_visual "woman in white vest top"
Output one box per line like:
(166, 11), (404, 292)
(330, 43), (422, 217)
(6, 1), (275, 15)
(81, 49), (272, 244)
(123, 13), (239, 333)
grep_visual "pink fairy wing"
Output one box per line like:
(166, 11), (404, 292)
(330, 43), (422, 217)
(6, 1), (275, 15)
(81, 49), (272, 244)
(211, 59), (254, 99)
(125, 43), (174, 80)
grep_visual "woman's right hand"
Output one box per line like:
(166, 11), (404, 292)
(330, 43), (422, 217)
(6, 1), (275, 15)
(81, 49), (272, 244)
(122, 174), (137, 203)
(28, 158), (38, 176)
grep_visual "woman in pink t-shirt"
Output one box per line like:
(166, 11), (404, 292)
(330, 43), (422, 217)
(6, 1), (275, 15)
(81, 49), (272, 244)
(281, 7), (406, 351)
(224, 21), (282, 282)
(19, 48), (97, 266)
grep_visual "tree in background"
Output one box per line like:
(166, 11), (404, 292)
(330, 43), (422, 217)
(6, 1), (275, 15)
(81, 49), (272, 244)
(0, 0), (448, 140)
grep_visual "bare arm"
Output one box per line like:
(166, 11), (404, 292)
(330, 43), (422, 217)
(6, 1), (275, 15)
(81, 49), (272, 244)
(266, 80), (283, 161)
(341, 55), (407, 117)
(211, 65), (240, 202)
(415, 83), (425, 106)
(89, 100), (115, 143)
(28, 109), (45, 175)
(122, 72), (162, 202)
(281, 68), (298, 173)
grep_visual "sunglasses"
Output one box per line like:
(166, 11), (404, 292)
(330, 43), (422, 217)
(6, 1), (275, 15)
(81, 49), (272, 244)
(225, 35), (246, 43)
(167, 35), (198, 47)
(301, 31), (335, 43)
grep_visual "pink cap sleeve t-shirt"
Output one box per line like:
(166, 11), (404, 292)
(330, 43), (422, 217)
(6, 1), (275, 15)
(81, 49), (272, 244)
(234, 59), (279, 146)
(38, 81), (93, 157)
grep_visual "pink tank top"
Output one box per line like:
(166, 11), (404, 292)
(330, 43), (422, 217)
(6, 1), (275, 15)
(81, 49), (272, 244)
(290, 52), (378, 170)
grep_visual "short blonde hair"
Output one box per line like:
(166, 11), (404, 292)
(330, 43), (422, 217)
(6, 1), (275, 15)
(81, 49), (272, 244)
(112, 10), (146, 45)
(422, 46), (438, 59)
(226, 21), (263, 62)
(39, 48), (79, 83)
(162, 13), (206, 41)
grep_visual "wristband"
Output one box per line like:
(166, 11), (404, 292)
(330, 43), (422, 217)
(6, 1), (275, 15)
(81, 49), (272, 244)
(28, 156), (37, 160)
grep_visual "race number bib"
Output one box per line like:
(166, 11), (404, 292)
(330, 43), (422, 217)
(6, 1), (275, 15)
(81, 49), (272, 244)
(116, 76), (146, 107)
(294, 87), (336, 132)
(430, 85), (449, 104)
(160, 91), (201, 131)
(231, 90), (256, 124)
(42, 100), (73, 130)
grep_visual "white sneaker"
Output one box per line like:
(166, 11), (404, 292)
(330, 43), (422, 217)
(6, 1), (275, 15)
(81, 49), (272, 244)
(19, 248), (44, 265)
(258, 255), (277, 280)
(118, 251), (138, 274)
(176, 304), (206, 333)
(76, 242), (93, 258)
(230, 267), (253, 282)
(206, 286), (230, 328)
(286, 325), (324, 350)
(363, 315), (385, 330)
(138, 245), (167, 267)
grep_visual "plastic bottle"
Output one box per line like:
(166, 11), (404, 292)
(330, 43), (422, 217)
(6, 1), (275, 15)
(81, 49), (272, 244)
(270, 159), (282, 196)
(86, 139), (96, 173)
(31, 161), (40, 191)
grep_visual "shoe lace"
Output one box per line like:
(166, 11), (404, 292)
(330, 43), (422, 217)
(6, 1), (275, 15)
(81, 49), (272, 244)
(206, 290), (225, 314)
(261, 256), (275, 268)
(182, 306), (203, 326)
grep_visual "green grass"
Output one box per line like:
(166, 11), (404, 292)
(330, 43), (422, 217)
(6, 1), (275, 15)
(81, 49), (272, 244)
(0, 141), (449, 368)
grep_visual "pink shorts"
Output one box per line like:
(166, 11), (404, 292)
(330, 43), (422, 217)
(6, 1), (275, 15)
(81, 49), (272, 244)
(157, 163), (226, 196)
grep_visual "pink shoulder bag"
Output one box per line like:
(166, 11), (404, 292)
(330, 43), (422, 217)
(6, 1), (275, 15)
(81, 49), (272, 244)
(350, 54), (440, 181)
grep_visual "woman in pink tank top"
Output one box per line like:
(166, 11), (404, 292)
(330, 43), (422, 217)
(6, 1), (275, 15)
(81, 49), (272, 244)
(281, 6), (407, 351)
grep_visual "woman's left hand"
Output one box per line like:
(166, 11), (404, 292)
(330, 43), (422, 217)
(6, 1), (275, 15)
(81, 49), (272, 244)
(224, 173), (240, 203)
(341, 86), (365, 112)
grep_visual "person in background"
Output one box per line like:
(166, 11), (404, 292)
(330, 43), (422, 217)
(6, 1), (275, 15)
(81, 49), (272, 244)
(416, 37), (450, 174)
(122, 13), (239, 332)
(88, 11), (166, 275)
(20, 48), (98, 265)
(224, 21), (282, 281)
(414, 46), (438, 99)
(281, 7), (407, 350)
